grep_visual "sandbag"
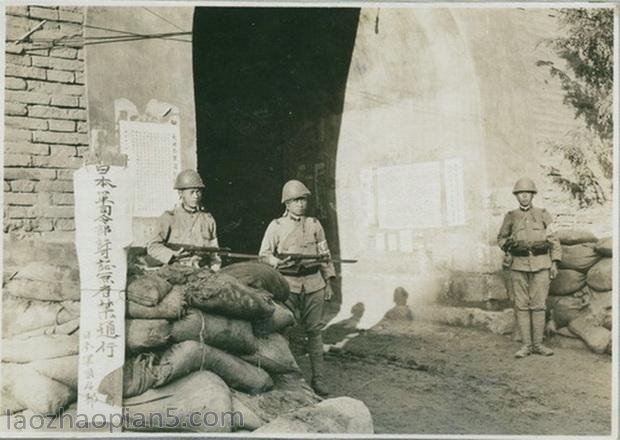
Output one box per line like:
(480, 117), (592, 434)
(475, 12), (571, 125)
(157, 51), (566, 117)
(231, 395), (265, 431)
(2, 334), (79, 363)
(556, 229), (598, 245)
(2, 294), (80, 338)
(569, 314), (611, 354)
(16, 317), (79, 339)
(549, 269), (586, 296)
(126, 319), (171, 352)
(241, 333), (300, 374)
(595, 237), (612, 257)
(185, 270), (275, 321)
(126, 274), (172, 307)
(590, 290), (612, 330)
(221, 262), (290, 302)
(171, 309), (258, 355)
(123, 370), (232, 433)
(127, 285), (186, 319)
(556, 327), (578, 338)
(121, 353), (161, 398)
(586, 258), (612, 291)
(157, 340), (273, 394)
(1, 364), (27, 414)
(4, 263), (79, 301)
(12, 366), (76, 416)
(30, 355), (79, 389)
(253, 302), (296, 336)
(547, 294), (589, 328)
(558, 243), (601, 272)
(254, 396), (374, 434)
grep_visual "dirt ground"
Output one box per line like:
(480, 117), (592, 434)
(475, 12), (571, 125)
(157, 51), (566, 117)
(295, 320), (612, 436)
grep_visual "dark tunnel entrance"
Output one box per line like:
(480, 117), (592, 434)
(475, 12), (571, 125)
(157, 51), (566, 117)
(192, 7), (359, 310)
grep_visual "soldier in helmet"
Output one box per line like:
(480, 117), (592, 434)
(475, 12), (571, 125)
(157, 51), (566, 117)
(497, 177), (562, 358)
(147, 169), (221, 270)
(259, 179), (336, 396)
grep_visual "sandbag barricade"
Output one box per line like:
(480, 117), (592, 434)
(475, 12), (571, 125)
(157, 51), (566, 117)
(220, 262), (291, 302)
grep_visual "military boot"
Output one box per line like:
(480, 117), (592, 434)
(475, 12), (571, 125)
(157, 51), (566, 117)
(531, 310), (554, 356)
(307, 333), (329, 397)
(514, 310), (532, 358)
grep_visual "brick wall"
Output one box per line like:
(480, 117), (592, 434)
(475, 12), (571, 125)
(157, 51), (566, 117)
(4, 6), (87, 239)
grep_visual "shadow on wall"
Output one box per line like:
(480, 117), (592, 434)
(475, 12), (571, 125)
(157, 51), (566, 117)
(192, 7), (360, 316)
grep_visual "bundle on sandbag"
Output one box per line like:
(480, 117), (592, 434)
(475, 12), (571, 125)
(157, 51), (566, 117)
(1, 364), (27, 414)
(31, 355), (79, 389)
(126, 285), (186, 319)
(12, 365), (76, 416)
(17, 317), (79, 339)
(2, 293), (80, 338)
(185, 271), (275, 321)
(568, 313), (611, 354)
(595, 237), (612, 257)
(126, 273), (172, 307)
(157, 341), (273, 394)
(4, 262), (80, 301)
(556, 229), (598, 245)
(123, 370), (232, 433)
(171, 308), (258, 355)
(558, 243), (601, 273)
(120, 353), (161, 398)
(154, 263), (199, 285)
(547, 292), (590, 328)
(253, 302), (296, 336)
(126, 319), (171, 352)
(220, 262), (291, 302)
(586, 258), (612, 292)
(2, 334), (79, 363)
(549, 269), (586, 296)
(241, 333), (300, 374)
(254, 396), (374, 434)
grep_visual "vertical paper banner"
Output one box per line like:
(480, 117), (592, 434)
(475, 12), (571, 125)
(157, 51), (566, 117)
(74, 165), (134, 424)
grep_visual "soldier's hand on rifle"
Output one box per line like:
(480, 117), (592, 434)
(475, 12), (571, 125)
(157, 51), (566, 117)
(264, 254), (291, 269)
(170, 247), (190, 263)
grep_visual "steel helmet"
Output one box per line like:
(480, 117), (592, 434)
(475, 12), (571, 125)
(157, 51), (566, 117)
(174, 169), (205, 190)
(281, 179), (311, 203)
(512, 177), (537, 194)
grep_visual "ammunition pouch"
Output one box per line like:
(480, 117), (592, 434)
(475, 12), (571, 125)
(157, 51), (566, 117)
(278, 265), (320, 277)
(509, 240), (550, 257)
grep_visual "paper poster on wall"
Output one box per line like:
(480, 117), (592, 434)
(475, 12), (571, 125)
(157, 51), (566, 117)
(376, 162), (442, 229)
(444, 158), (466, 226)
(120, 121), (181, 217)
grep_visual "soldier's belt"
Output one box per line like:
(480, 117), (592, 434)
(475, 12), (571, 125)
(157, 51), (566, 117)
(279, 266), (320, 277)
(510, 248), (549, 257)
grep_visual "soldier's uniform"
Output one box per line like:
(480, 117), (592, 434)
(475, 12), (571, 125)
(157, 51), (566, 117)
(497, 177), (561, 358)
(146, 169), (221, 270)
(259, 180), (335, 396)
(147, 205), (221, 269)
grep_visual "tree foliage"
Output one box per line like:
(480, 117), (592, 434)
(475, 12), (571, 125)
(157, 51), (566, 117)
(537, 8), (614, 206)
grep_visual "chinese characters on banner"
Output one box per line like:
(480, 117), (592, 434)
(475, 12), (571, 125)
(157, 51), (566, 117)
(74, 164), (133, 423)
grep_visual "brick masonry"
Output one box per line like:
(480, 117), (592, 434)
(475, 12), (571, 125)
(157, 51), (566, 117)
(4, 6), (87, 237)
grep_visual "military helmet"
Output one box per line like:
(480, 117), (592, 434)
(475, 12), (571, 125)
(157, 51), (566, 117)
(174, 169), (205, 190)
(512, 177), (537, 194)
(281, 179), (311, 203)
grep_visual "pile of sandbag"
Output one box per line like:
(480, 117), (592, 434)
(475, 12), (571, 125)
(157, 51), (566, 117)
(2, 262), (80, 416)
(547, 230), (612, 354)
(118, 261), (310, 432)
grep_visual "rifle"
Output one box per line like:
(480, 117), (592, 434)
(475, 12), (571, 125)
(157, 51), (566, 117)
(167, 243), (260, 261)
(275, 253), (358, 276)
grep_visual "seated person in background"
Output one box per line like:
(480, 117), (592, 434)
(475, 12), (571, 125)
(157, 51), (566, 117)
(147, 169), (221, 270)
